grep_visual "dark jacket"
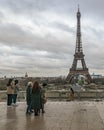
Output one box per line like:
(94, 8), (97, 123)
(26, 86), (32, 105)
(31, 88), (41, 111)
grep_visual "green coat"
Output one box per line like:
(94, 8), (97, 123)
(31, 89), (41, 111)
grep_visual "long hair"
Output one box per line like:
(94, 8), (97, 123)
(32, 81), (40, 93)
(15, 80), (18, 85)
(70, 87), (74, 94)
(7, 78), (13, 86)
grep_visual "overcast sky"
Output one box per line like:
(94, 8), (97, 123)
(0, 0), (104, 77)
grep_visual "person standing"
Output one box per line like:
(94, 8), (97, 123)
(70, 87), (74, 101)
(7, 78), (14, 106)
(31, 81), (41, 116)
(26, 82), (33, 114)
(40, 84), (47, 113)
(13, 79), (19, 105)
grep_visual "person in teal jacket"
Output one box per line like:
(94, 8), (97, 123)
(26, 82), (33, 114)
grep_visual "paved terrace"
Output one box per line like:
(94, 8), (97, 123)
(0, 101), (104, 130)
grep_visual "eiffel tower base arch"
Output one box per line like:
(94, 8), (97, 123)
(66, 69), (92, 84)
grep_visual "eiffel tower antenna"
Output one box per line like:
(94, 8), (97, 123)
(66, 7), (91, 83)
(78, 4), (79, 11)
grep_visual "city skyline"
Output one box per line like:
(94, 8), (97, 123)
(0, 0), (104, 77)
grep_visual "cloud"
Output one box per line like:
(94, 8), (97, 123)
(0, 0), (104, 77)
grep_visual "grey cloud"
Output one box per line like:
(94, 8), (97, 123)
(0, 23), (32, 45)
(51, 22), (75, 33)
(81, 0), (104, 16)
(0, 20), (74, 55)
(83, 25), (104, 40)
(0, 0), (104, 19)
(0, 11), (4, 22)
(0, 0), (104, 77)
(0, 0), (74, 15)
(0, 48), (70, 77)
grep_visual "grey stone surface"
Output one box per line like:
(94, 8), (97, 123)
(0, 101), (104, 130)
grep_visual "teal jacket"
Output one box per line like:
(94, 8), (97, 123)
(26, 86), (32, 105)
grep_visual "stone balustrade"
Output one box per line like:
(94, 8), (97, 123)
(0, 90), (104, 101)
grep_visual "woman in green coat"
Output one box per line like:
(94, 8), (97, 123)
(31, 81), (41, 116)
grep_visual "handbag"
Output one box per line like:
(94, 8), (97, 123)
(43, 96), (47, 104)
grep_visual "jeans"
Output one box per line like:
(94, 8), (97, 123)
(13, 94), (17, 104)
(26, 105), (31, 113)
(7, 94), (13, 106)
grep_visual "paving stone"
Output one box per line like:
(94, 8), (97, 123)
(0, 101), (104, 130)
(70, 122), (88, 130)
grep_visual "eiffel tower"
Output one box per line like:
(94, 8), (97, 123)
(66, 7), (91, 83)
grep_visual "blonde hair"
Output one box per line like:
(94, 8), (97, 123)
(27, 82), (33, 86)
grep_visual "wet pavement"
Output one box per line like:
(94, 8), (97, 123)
(0, 101), (104, 130)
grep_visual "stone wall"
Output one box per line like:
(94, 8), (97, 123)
(0, 90), (104, 101)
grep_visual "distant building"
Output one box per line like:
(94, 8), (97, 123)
(25, 72), (28, 78)
(91, 73), (102, 79)
(4, 76), (6, 79)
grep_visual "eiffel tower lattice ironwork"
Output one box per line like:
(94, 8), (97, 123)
(66, 7), (91, 83)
